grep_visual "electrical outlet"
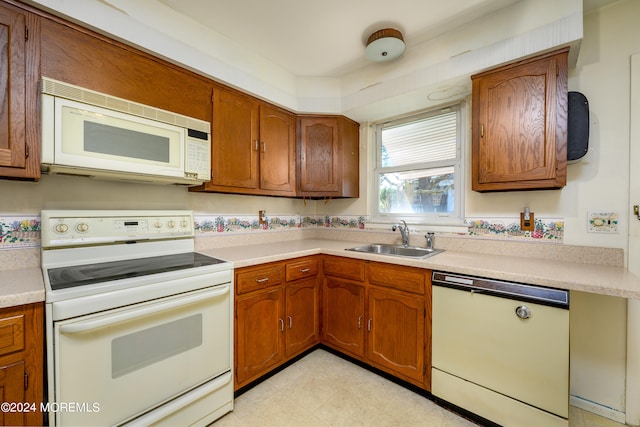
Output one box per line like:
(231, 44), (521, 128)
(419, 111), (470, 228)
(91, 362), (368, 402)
(520, 212), (535, 231)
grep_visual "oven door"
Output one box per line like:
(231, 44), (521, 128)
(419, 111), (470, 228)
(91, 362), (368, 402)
(51, 284), (231, 427)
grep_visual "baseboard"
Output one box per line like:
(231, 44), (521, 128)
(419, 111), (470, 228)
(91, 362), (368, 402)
(570, 395), (626, 424)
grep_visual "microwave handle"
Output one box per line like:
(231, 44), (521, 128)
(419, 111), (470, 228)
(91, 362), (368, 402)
(59, 285), (230, 334)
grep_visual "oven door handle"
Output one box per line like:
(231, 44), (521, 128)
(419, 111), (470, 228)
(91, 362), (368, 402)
(58, 285), (230, 335)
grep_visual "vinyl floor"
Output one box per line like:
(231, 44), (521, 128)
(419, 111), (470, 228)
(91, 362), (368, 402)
(212, 349), (626, 427)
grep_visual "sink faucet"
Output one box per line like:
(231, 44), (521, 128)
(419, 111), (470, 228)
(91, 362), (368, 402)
(392, 220), (410, 246)
(425, 232), (435, 250)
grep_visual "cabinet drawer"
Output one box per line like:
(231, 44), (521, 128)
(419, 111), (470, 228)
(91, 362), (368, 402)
(0, 314), (25, 357)
(236, 264), (284, 294)
(323, 256), (365, 282)
(285, 258), (318, 282)
(368, 263), (426, 294)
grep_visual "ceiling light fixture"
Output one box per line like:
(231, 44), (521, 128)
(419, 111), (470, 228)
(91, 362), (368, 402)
(365, 28), (406, 62)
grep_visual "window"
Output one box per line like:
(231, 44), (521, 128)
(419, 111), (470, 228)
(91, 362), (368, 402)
(373, 103), (463, 223)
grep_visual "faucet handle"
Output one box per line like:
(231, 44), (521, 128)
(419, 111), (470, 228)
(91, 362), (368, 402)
(424, 232), (435, 250)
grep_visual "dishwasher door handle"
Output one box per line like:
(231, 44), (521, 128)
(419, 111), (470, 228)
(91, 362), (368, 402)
(515, 305), (532, 319)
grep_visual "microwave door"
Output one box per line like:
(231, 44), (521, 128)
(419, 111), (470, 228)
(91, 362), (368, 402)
(53, 98), (185, 178)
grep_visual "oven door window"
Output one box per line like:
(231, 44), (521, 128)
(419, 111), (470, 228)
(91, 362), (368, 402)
(53, 285), (231, 427)
(111, 314), (203, 378)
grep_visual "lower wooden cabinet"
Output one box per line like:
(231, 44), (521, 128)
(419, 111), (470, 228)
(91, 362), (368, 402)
(285, 278), (319, 358)
(322, 257), (431, 390)
(367, 287), (425, 386)
(234, 258), (319, 390)
(0, 303), (44, 427)
(235, 255), (432, 392)
(322, 277), (366, 358)
(235, 287), (284, 387)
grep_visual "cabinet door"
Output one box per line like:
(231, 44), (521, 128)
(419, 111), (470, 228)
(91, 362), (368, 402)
(235, 288), (284, 388)
(211, 88), (259, 189)
(260, 106), (296, 195)
(285, 278), (319, 358)
(472, 48), (568, 191)
(0, 4), (40, 179)
(0, 361), (26, 426)
(322, 278), (365, 357)
(298, 116), (340, 194)
(367, 287), (425, 384)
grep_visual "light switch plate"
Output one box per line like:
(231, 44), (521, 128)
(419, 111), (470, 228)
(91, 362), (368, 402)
(587, 211), (619, 233)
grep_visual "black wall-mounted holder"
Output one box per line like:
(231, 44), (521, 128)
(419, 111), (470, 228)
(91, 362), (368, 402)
(567, 91), (590, 163)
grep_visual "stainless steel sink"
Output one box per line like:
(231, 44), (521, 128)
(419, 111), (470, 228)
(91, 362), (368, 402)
(345, 244), (444, 259)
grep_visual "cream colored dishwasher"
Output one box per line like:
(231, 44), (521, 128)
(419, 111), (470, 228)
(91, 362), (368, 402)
(431, 272), (569, 427)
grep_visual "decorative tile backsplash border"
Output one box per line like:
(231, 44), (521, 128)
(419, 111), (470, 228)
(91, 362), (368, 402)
(193, 214), (367, 234)
(465, 217), (564, 241)
(0, 216), (41, 249)
(0, 213), (564, 250)
(194, 214), (564, 242)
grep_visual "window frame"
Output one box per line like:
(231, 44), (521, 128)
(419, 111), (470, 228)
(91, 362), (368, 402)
(370, 101), (466, 226)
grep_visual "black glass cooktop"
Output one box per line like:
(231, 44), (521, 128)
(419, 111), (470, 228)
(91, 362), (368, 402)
(47, 252), (226, 291)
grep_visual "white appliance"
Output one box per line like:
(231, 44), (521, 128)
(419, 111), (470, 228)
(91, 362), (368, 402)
(42, 210), (233, 427)
(431, 271), (570, 427)
(41, 77), (211, 185)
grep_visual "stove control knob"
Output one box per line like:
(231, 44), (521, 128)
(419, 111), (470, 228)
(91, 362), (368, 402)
(76, 223), (89, 233)
(154, 221), (163, 229)
(54, 223), (69, 234)
(180, 220), (189, 228)
(167, 220), (176, 229)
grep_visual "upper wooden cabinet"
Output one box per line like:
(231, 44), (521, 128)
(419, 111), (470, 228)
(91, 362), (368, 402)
(193, 87), (296, 196)
(0, 2), (40, 180)
(471, 48), (568, 192)
(297, 115), (359, 198)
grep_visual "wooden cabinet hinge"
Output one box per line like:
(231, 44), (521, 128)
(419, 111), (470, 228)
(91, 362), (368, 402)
(24, 372), (28, 390)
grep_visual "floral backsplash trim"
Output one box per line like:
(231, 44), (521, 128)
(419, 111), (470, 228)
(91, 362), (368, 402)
(465, 218), (564, 241)
(0, 216), (41, 249)
(194, 214), (564, 242)
(0, 213), (564, 250)
(194, 215), (367, 234)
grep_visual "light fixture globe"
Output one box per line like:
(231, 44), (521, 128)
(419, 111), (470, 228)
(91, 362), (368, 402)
(365, 28), (405, 62)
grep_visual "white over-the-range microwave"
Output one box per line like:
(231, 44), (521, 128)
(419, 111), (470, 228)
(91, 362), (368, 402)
(41, 77), (211, 185)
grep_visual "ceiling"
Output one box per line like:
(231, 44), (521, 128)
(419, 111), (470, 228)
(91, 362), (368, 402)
(157, 0), (619, 79)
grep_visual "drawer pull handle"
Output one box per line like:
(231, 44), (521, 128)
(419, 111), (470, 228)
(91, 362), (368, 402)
(300, 268), (311, 273)
(288, 315), (293, 329)
(255, 277), (269, 283)
(515, 305), (532, 319)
